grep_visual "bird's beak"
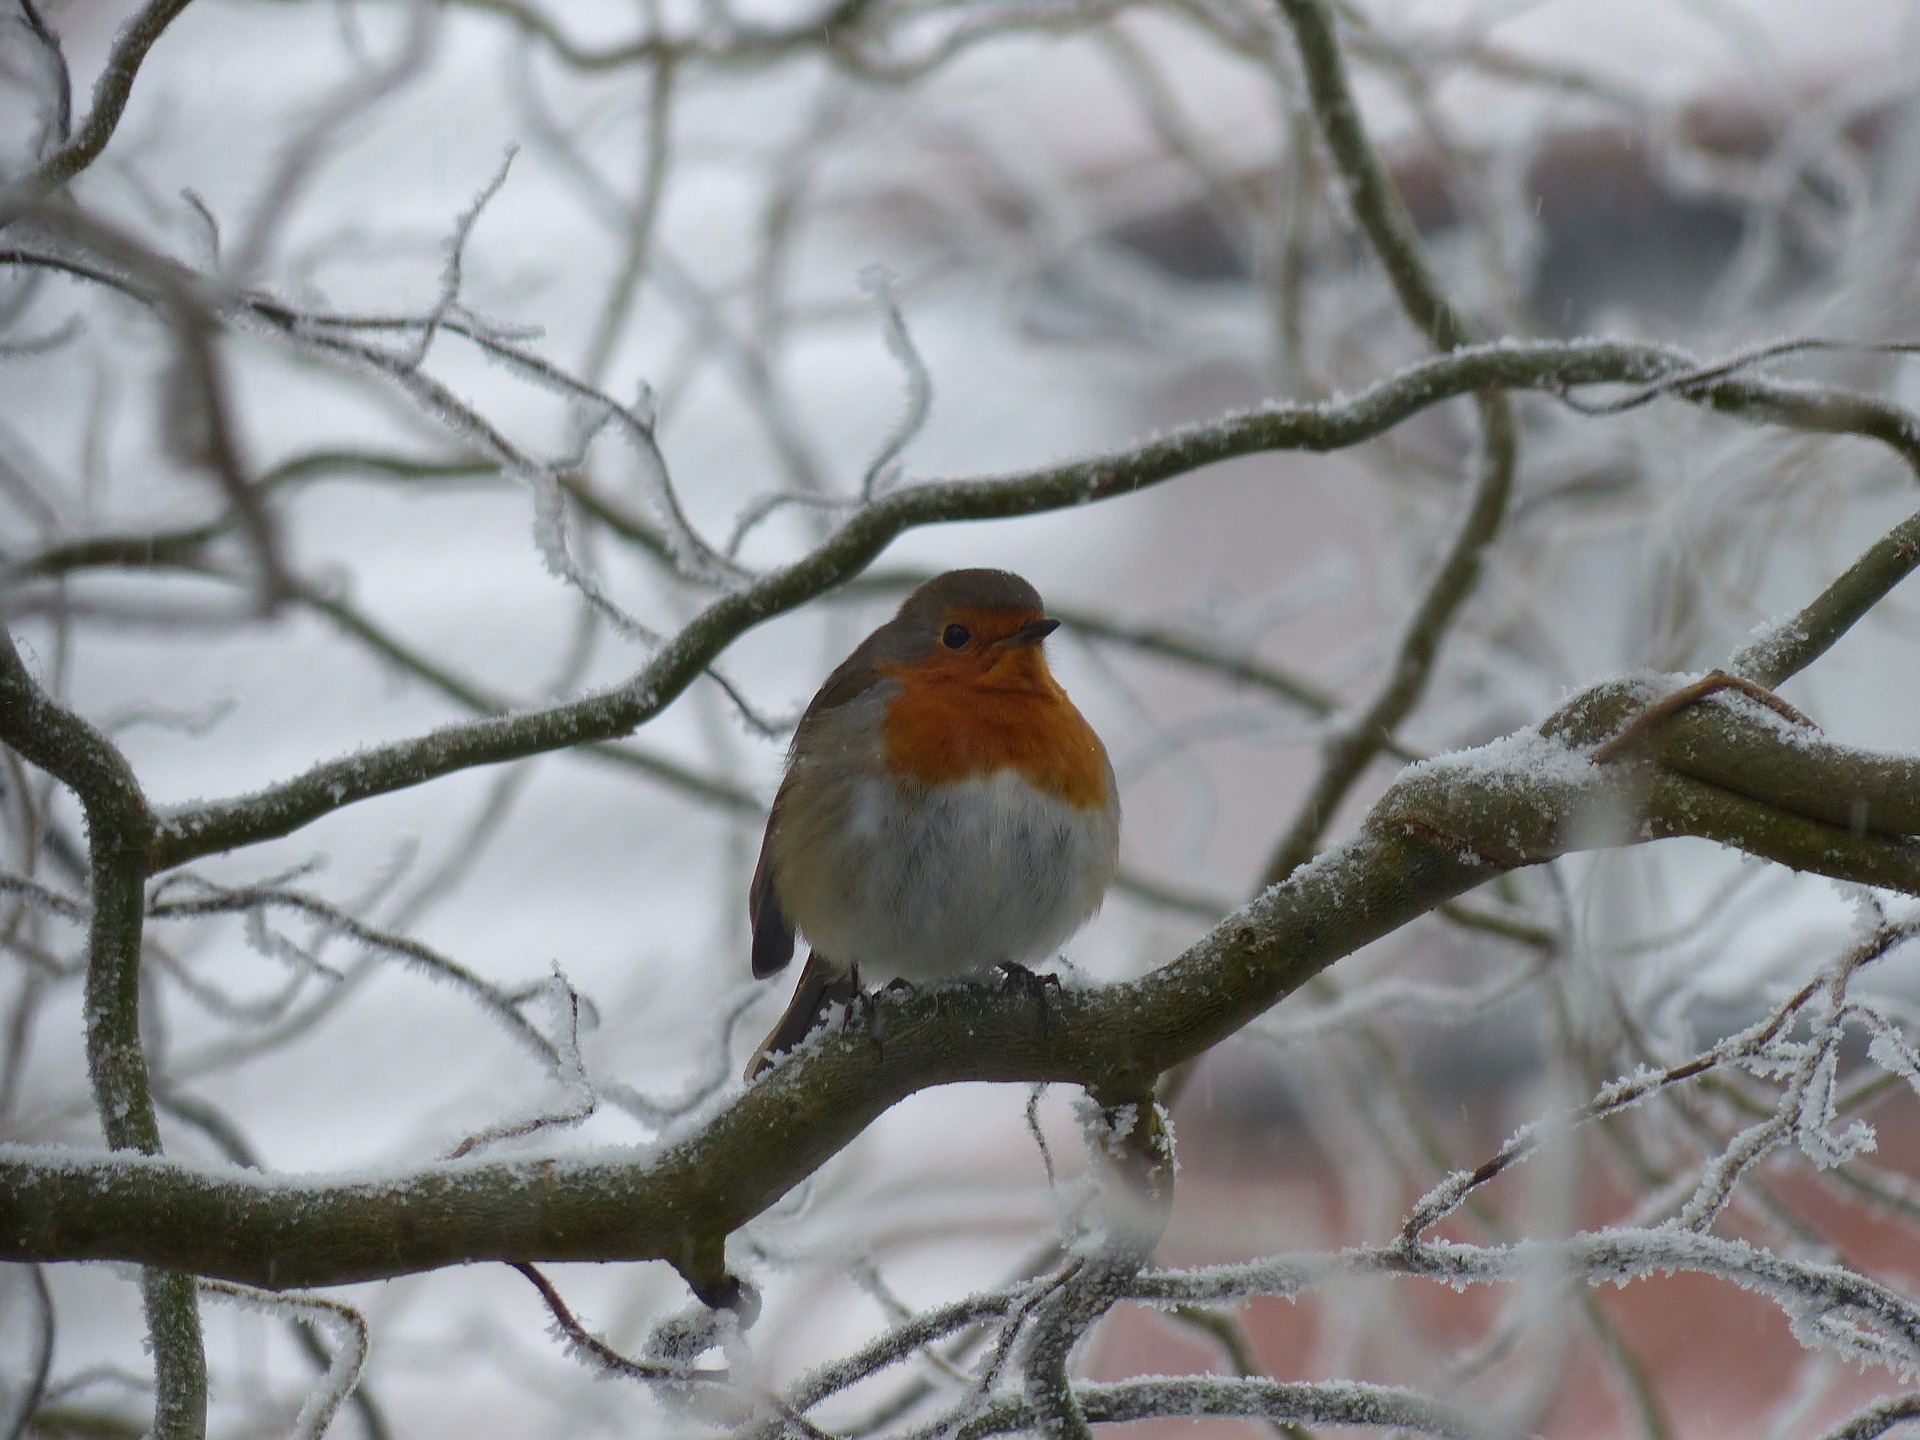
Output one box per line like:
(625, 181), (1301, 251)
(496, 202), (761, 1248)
(1002, 617), (1061, 648)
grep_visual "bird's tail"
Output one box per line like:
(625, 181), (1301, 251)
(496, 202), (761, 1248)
(744, 951), (858, 1080)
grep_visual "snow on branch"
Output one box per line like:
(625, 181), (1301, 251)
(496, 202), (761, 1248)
(195, 1282), (368, 1440)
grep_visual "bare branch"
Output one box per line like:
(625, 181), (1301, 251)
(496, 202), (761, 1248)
(511, 1263), (728, 1383)
(12, 9), (1920, 1430)
(136, 332), (1920, 872)
(146, 876), (561, 1068)
(1815, 1393), (1920, 1440)
(14, 0), (71, 157)
(960, 1376), (1495, 1440)
(857, 265), (934, 499)
(13, 0), (199, 194)
(224, 0), (438, 281)
(196, 1281), (367, 1440)
(0, 1266), (52, 1440)
(407, 145), (517, 370)
(0, 627), (206, 1438)
(0, 200), (289, 610)
(1260, 0), (1518, 884)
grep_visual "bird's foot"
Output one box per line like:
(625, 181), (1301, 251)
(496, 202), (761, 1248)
(843, 966), (905, 1062)
(997, 962), (1062, 1032)
(863, 980), (923, 1063)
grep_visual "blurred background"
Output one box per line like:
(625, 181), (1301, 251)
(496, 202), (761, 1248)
(8, 0), (1920, 1434)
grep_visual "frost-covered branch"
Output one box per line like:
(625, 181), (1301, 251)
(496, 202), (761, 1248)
(511, 1263), (728, 1383)
(1261, 0), (1518, 884)
(146, 876), (560, 1065)
(1401, 911), (1920, 1242)
(124, 328), (1920, 872)
(1133, 1228), (1920, 1386)
(955, 1377), (1493, 1440)
(11, 0), (200, 194)
(195, 1282), (367, 1440)
(11, 631), (1920, 1296)
(0, 629), (205, 1437)
(11, 3), (1920, 1432)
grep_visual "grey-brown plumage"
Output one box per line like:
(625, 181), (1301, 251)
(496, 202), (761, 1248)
(744, 568), (1117, 1079)
(747, 569), (1045, 984)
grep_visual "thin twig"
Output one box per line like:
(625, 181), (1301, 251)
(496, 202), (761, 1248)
(857, 265), (934, 498)
(510, 1263), (728, 1382)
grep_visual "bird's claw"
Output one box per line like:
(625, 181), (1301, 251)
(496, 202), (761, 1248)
(997, 962), (1062, 1032)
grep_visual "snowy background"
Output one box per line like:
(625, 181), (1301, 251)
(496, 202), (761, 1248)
(9, 0), (1920, 1434)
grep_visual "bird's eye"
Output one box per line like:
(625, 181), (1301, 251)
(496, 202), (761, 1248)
(942, 624), (971, 649)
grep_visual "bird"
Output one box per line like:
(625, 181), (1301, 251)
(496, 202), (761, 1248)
(744, 568), (1120, 1079)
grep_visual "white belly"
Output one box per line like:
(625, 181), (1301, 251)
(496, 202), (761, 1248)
(782, 768), (1119, 986)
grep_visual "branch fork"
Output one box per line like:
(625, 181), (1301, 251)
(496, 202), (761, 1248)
(1593, 669), (1817, 764)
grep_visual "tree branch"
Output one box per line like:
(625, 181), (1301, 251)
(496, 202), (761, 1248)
(10, 669), (1920, 1294)
(1731, 504), (1920, 687)
(140, 333), (1920, 871)
(1260, 0), (1515, 883)
(0, 629), (206, 1437)
(13, 0), (200, 194)
(959, 1377), (1489, 1440)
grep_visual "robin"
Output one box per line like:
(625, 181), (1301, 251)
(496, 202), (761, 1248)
(745, 568), (1120, 1079)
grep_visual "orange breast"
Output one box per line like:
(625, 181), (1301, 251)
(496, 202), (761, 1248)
(879, 658), (1111, 811)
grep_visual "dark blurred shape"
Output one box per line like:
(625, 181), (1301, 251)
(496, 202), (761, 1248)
(1178, 949), (1552, 1172)
(1110, 201), (1251, 283)
(1526, 128), (1747, 333)
(1105, 111), (1855, 332)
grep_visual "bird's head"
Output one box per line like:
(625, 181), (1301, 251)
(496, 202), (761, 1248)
(877, 569), (1062, 693)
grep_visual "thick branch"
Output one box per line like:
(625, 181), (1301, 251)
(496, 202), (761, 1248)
(1641, 694), (1920, 840)
(0, 630), (206, 1436)
(0, 631), (155, 1142)
(143, 1269), (207, 1440)
(10, 684), (1920, 1291)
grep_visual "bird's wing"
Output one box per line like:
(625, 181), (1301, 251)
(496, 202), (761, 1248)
(748, 800), (796, 979)
(744, 949), (859, 1080)
(748, 622), (902, 981)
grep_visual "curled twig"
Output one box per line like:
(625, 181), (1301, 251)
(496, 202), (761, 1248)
(196, 1281), (368, 1440)
(1558, 336), (1920, 416)
(857, 265), (933, 499)
(511, 1263), (727, 1383)
(146, 875), (559, 1066)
